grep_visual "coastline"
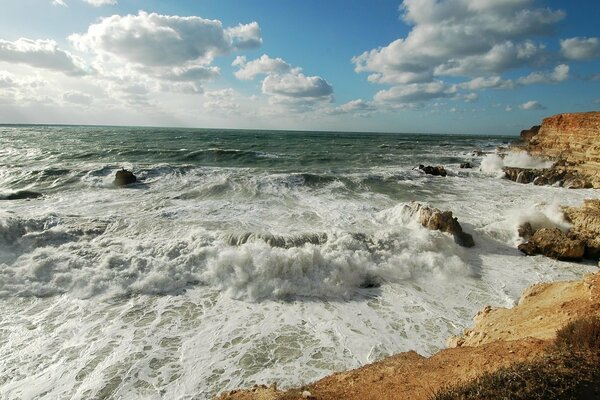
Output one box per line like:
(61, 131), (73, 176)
(217, 111), (600, 400)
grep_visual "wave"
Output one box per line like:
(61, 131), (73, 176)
(0, 204), (473, 300)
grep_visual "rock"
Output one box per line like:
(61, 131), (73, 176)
(517, 222), (534, 239)
(114, 169), (137, 186)
(519, 228), (585, 260)
(459, 162), (473, 169)
(418, 165), (447, 177)
(0, 190), (43, 200)
(502, 166), (592, 188)
(519, 125), (540, 144)
(417, 204), (475, 247)
(563, 199), (600, 259)
(521, 112), (600, 188)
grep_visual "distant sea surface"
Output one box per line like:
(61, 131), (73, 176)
(0, 125), (595, 399)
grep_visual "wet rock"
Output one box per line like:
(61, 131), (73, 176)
(503, 167), (592, 188)
(519, 228), (585, 260)
(563, 199), (600, 259)
(517, 222), (534, 239)
(417, 204), (475, 247)
(114, 169), (137, 186)
(519, 125), (540, 144)
(0, 190), (43, 200)
(418, 165), (447, 177)
(459, 162), (473, 169)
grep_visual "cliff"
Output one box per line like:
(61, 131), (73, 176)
(513, 111), (600, 188)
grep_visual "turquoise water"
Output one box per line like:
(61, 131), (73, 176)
(0, 125), (594, 399)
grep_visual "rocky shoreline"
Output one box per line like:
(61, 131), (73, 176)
(217, 111), (600, 400)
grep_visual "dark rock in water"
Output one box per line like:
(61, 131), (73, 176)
(459, 162), (473, 169)
(502, 166), (592, 188)
(0, 190), (43, 200)
(114, 169), (137, 186)
(223, 232), (328, 248)
(416, 204), (475, 247)
(517, 222), (534, 239)
(519, 125), (540, 144)
(418, 165), (447, 177)
(519, 228), (585, 260)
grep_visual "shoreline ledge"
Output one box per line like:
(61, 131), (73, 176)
(217, 112), (600, 400)
(216, 271), (599, 400)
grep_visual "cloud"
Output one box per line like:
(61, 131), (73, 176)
(262, 73), (332, 98)
(203, 88), (240, 111)
(517, 64), (569, 85)
(234, 54), (333, 107)
(52, 0), (67, 6)
(560, 37), (600, 61)
(353, 0), (564, 84)
(233, 54), (293, 80)
(459, 76), (514, 90)
(83, 0), (117, 6)
(374, 81), (454, 105)
(0, 38), (89, 76)
(63, 90), (93, 105)
(327, 99), (377, 115)
(163, 66), (220, 82)
(519, 100), (546, 110)
(226, 22), (263, 50)
(70, 11), (261, 67)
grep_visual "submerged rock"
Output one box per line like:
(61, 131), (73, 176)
(416, 204), (475, 247)
(459, 162), (473, 169)
(519, 228), (585, 260)
(114, 169), (137, 186)
(418, 165), (447, 177)
(0, 190), (43, 200)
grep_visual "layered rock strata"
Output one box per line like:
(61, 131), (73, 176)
(508, 111), (600, 188)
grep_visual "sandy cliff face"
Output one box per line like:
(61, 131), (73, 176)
(525, 111), (600, 187)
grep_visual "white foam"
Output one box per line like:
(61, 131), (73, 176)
(480, 151), (554, 177)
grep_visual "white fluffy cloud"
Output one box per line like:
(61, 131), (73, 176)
(233, 55), (293, 80)
(353, 0), (564, 84)
(374, 81), (454, 104)
(0, 38), (89, 76)
(519, 100), (546, 110)
(560, 37), (600, 61)
(234, 54), (333, 107)
(517, 64), (569, 85)
(70, 12), (260, 67)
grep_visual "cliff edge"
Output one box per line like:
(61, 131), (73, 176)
(509, 111), (600, 188)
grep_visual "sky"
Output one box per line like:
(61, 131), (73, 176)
(0, 0), (599, 134)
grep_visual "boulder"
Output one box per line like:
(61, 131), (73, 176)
(114, 169), (137, 186)
(459, 162), (473, 169)
(418, 165), (447, 177)
(418, 205), (475, 247)
(519, 228), (585, 260)
(0, 190), (43, 200)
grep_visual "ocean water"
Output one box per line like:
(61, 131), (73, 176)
(0, 125), (596, 399)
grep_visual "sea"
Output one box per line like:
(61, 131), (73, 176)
(0, 125), (597, 399)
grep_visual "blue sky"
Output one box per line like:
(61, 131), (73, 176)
(0, 0), (599, 134)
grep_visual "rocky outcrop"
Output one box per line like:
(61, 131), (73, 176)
(503, 166), (592, 188)
(404, 203), (475, 247)
(563, 199), (600, 258)
(518, 228), (585, 260)
(448, 272), (600, 348)
(418, 165), (447, 177)
(515, 111), (600, 188)
(519, 125), (540, 144)
(114, 169), (137, 186)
